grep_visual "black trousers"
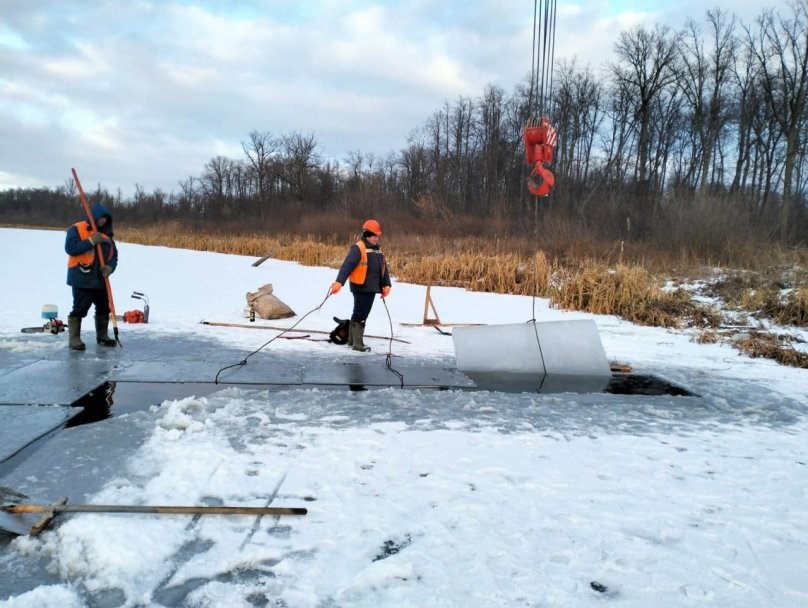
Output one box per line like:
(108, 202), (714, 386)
(70, 287), (110, 318)
(351, 292), (376, 322)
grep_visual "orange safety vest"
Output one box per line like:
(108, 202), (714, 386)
(67, 221), (115, 268)
(348, 241), (368, 285)
(348, 240), (387, 287)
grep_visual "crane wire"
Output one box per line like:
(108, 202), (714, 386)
(528, 0), (557, 384)
(531, 0), (558, 118)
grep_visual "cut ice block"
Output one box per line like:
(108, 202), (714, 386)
(533, 319), (611, 376)
(453, 322), (544, 374)
(453, 319), (611, 377)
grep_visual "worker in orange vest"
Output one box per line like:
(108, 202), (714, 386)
(330, 219), (392, 352)
(65, 202), (118, 351)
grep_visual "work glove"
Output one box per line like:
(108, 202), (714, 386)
(88, 232), (103, 245)
(330, 282), (342, 295)
(381, 286), (391, 299)
(100, 265), (113, 277)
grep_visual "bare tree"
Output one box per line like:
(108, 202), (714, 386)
(400, 137), (429, 202)
(612, 24), (682, 194)
(746, 1), (808, 242)
(553, 59), (605, 203)
(242, 130), (279, 218)
(176, 176), (198, 215)
(474, 85), (505, 204)
(679, 10), (738, 190)
(448, 95), (474, 214)
(200, 156), (236, 218)
(281, 131), (320, 202)
(344, 150), (365, 189)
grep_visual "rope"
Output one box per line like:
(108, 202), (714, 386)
(214, 288), (405, 389)
(529, 265), (548, 386)
(214, 289), (332, 383)
(381, 298), (404, 388)
(528, 304), (548, 379)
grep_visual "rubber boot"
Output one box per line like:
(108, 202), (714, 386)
(95, 315), (117, 347)
(68, 316), (85, 351)
(347, 322), (354, 347)
(351, 320), (371, 352)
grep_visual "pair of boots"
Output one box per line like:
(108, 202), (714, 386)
(347, 320), (370, 352)
(68, 315), (116, 351)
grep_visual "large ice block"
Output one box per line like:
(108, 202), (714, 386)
(453, 319), (611, 376)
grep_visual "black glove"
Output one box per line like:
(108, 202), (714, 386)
(100, 266), (113, 277)
(88, 232), (103, 245)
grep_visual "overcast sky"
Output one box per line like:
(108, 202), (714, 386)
(0, 0), (791, 197)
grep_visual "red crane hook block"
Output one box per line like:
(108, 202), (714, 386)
(523, 116), (557, 197)
(528, 162), (556, 197)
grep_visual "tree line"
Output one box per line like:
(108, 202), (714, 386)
(2, 4), (807, 250)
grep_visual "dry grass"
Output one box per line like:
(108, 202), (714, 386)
(113, 225), (807, 368)
(731, 331), (808, 369)
(706, 268), (808, 328)
(119, 223), (347, 268)
(119, 226), (721, 329)
(768, 287), (808, 326)
(552, 262), (722, 328)
(694, 330), (720, 344)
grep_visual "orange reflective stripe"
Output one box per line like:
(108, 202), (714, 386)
(348, 241), (368, 284)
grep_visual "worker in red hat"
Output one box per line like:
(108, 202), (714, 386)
(330, 219), (392, 352)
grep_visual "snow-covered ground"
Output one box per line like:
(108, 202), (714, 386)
(0, 227), (806, 607)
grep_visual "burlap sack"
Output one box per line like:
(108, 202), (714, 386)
(246, 284), (296, 319)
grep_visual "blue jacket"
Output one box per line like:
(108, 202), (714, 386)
(65, 203), (118, 289)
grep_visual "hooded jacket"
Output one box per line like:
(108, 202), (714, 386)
(335, 236), (391, 294)
(65, 202), (118, 289)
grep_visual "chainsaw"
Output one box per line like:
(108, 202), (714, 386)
(123, 291), (150, 323)
(21, 319), (66, 334)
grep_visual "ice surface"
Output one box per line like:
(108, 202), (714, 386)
(0, 228), (806, 608)
(0, 406), (72, 463)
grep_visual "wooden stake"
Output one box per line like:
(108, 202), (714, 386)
(422, 285), (442, 326)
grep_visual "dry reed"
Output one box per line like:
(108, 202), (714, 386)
(731, 331), (808, 369)
(113, 226), (807, 368)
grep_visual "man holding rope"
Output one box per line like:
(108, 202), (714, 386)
(330, 219), (391, 352)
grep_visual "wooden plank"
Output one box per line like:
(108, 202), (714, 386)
(200, 321), (411, 344)
(252, 255), (271, 267)
(400, 322), (482, 327)
(609, 361), (632, 373)
(30, 496), (67, 536)
(10, 502), (307, 517)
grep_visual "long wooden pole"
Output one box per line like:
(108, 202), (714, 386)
(71, 168), (122, 347)
(4, 503), (307, 516)
(201, 321), (411, 343)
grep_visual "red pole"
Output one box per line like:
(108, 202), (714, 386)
(71, 168), (122, 348)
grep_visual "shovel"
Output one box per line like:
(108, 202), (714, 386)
(0, 485), (306, 537)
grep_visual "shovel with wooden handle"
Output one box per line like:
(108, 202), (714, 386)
(0, 485), (306, 537)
